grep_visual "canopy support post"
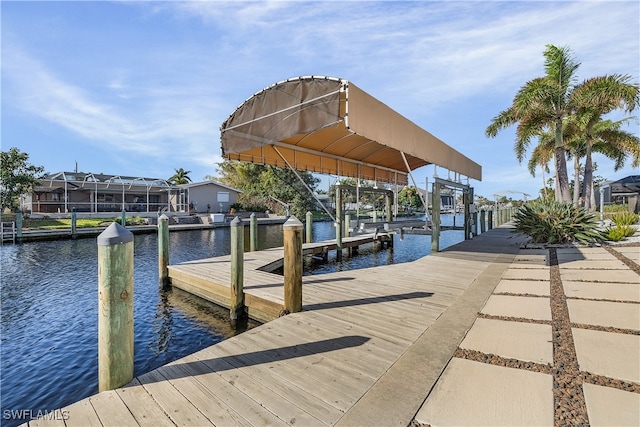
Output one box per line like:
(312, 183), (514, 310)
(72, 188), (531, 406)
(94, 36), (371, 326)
(401, 152), (431, 224)
(272, 145), (336, 222)
(356, 165), (360, 230)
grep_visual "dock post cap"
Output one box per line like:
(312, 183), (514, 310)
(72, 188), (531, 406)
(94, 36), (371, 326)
(230, 216), (242, 226)
(97, 222), (134, 246)
(283, 215), (303, 229)
(250, 212), (256, 218)
(159, 214), (169, 221)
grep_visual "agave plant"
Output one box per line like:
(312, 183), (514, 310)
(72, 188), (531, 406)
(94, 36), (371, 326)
(602, 224), (638, 242)
(611, 211), (639, 227)
(513, 200), (602, 244)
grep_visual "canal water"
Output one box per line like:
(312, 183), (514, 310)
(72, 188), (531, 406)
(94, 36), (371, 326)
(0, 215), (465, 426)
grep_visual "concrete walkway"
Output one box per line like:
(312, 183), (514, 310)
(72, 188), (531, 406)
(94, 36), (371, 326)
(414, 241), (640, 426)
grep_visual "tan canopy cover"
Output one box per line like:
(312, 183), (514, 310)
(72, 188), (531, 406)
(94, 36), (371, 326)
(221, 76), (481, 185)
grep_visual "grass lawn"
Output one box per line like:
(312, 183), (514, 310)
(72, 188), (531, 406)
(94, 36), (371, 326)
(0, 215), (148, 230)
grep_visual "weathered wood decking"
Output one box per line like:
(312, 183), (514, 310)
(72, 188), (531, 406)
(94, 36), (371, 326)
(28, 227), (527, 427)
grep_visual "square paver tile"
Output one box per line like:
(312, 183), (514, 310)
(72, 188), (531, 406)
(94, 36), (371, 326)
(508, 262), (550, 270)
(563, 281), (640, 302)
(494, 279), (550, 296)
(556, 249), (616, 263)
(415, 358), (553, 426)
(572, 328), (640, 383)
(481, 295), (551, 321)
(610, 246), (640, 260)
(567, 300), (640, 330)
(583, 383), (640, 426)
(560, 268), (639, 284)
(461, 318), (553, 364)
(502, 268), (550, 281)
(558, 259), (630, 270)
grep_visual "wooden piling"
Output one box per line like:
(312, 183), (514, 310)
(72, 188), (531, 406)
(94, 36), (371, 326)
(385, 193), (393, 222)
(97, 222), (134, 392)
(71, 209), (77, 239)
(488, 210), (494, 230)
(431, 183), (441, 252)
(283, 216), (303, 313)
(250, 213), (258, 252)
(305, 211), (313, 243)
(158, 214), (169, 287)
(344, 213), (351, 238)
(230, 217), (245, 321)
(473, 210), (479, 236)
(335, 187), (343, 261)
(480, 210), (486, 233)
(463, 190), (470, 240)
(121, 209), (126, 228)
(16, 210), (22, 243)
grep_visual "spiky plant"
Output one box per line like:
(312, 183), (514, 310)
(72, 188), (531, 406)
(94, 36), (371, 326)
(611, 211), (639, 226)
(513, 200), (602, 244)
(602, 224), (638, 242)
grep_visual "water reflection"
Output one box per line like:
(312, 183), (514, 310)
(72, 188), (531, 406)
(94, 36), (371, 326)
(149, 290), (174, 356)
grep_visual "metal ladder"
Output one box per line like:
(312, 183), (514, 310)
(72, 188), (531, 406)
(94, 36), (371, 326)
(1, 221), (16, 244)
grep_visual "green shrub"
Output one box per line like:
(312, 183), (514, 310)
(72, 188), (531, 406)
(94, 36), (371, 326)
(513, 200), (602, 244)
(602, 224), (638, 242)
(603, 204), (628, 213)
(611, 211), (639, 226)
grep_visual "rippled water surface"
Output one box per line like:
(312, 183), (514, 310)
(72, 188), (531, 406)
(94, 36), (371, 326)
(0, 216), (465, 426)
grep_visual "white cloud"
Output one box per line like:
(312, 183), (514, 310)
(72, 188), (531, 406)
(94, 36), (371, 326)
(2, 44), (226, 174)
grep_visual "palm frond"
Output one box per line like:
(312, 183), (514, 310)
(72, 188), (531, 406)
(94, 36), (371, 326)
(543, 44), (581, 94)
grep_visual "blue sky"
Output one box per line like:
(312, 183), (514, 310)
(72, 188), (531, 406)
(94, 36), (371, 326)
(2, 1), (638, 200)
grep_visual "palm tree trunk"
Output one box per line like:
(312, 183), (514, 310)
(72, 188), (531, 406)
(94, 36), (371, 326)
(541, 166), (548, 200)
(554, 118), (571, 202)
(582, 140), (594, 211)
(555, 147), (571, 202)
(573, 155), (581, 207)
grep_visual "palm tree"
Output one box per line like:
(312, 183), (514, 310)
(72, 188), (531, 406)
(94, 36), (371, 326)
(168, 168), (192, 185)
(527, 115), (639, 208)
(570, 75), (639, 210)
(588, 118), (639, 208)
(486, 45), (579, 202)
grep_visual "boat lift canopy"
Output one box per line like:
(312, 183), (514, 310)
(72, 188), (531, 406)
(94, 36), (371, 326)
(220, 76), (482, 186)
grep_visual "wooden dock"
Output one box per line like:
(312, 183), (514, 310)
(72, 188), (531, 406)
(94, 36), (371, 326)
(168, 234), (393, 322)
(28, 227), (528, 426)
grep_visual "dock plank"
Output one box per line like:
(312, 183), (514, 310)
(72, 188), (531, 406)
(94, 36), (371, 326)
(162, 354), (290, 427)
(138, 369), (215, 426)
(88, 391), (139, 427)
(114, 378), (174, 427)
(57, 400), (101, 427)
(185, 347), (334, 426)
